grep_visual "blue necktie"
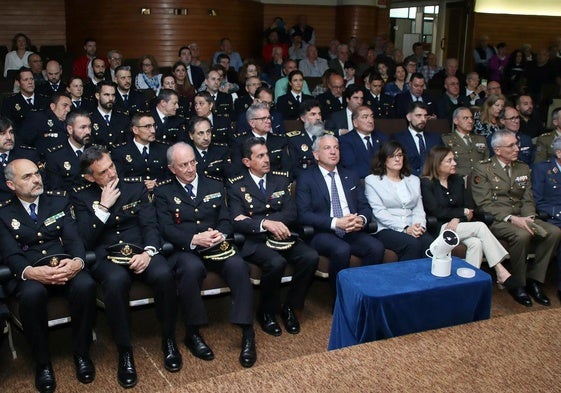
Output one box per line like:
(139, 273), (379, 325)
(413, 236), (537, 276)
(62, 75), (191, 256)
(29, 203), (38, 223)
(52, 83), (58, 91)
(185, 184), (195, 199)
(365, 136), (374, 155)
(104, 114), (110, 125)
(142, 146), (149, 160)
(76, 150), (82, 158)
(0, 153), (7, 166)
(328, 172), (345, 237)
(258, 179), (266, 196)
(416, 133), (426, 157)
(123, 94), (128, 104)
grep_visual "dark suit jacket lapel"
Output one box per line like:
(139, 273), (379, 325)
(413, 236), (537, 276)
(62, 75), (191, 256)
(338, 168), (357, 213)
(311, 166), (330, 205)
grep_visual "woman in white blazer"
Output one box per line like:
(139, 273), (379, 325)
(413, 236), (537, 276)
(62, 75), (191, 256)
(365, 140), (434, 260)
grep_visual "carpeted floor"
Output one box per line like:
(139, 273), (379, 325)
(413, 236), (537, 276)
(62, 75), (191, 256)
(0, 263), (559, 392)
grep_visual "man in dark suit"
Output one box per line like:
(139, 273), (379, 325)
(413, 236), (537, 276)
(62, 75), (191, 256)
(394, 72), (435, 118)
(111, 112), (170, 192)
(236, 87), (285, 136)
(327, 43), (349, 77)
(434, 76), (469, 125)
(340, 106), (388, 179)
(231, 103), (291, 177)
(89, 81), (130, 149)
(155, 142), (256, 367)
(363, 72), (395, 119)
(325, 84), (364, 135)
(71, 146), (181, 388)
(112, 66), (148, 117)
(204, 69), (234, 120)
(0, 159), (96, 393)
(36, 60), (67, 98)
(0, 117), (41, 202)
(17, 92), (72, 157)
(151, 89), (187, 145)
(234, 77), (261, 118)
(178, 46), (205, 90)
(1, 67), (49, 127)
(228, 137), (318, 336)
(82, 58), (111, 100)
(317, 73), (346, 121)
(392, 102), (443, 176)
(44, 110), (91, 192)
(295, 134), (385, 296)
(188, 116), (231, 182)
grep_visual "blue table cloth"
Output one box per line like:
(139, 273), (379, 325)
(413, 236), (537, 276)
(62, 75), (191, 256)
(328, 257), (492, 350)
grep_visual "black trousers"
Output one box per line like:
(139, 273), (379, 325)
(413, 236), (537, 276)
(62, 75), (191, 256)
(244, 240), (318, 313)
(92, 255), (177, 350)
(16, 270), (96, 366)
(174, 252), (253, 327)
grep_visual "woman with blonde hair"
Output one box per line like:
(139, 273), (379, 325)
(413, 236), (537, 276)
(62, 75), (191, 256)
(421, 146), (512, 287)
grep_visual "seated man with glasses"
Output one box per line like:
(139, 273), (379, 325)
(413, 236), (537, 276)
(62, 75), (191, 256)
(231, 102), (291, 177)
(471, 130), (561, 307)
(491, 106), (533, 166)
(111, 112), (170, 192)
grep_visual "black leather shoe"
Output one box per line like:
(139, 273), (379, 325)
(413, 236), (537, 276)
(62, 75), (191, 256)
(257, 312), (282, 336)
(526, 280), (551, 306)
(35, 364), (56, 393)
(162, 338), (182, 372)
(73, 354), (95, 384)
(185, 333), (214, 361)
(281, 305), (301, 334)
(508, 287), (533, 307)
(239, 336), (257, 368)
(117, 350), (137, 389)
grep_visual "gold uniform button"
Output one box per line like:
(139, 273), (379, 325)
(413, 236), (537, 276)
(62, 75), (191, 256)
(195, 208), (199, 213)
(37, 232), (42, 237)
(42, 250), (47, 255)
(196, 220), (201, 224)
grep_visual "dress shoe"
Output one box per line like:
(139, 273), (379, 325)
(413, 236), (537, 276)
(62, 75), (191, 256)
(117, 350), (137, 389)
(526, 280), (551, 306)
(162, 338), (182, 372)
(508, 286), (533, 307)
(281, 305), (301, 334)
(73, 354), (95, 384)
(185, 333), (214, 361)
(35, 364), (56, 393)
(497, 276), (518, 291)
(239, 336), (257, 368)
(257, 312), (282, 336)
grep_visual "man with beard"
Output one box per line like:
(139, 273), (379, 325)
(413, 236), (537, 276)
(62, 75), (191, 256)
(516, 95), (544, 139)
(392, 102), (443, 176)
(287, 100), (326, 178)
(44, 110), (92, 191)
(83, 58), (110, 100)
(339, 106), (388, 179)
(0, 158), (96, 392)
(36, 60), (66, 98)
(111, 112), (170, 191)
(17, 92), (72, 157)
(0, 117), (40, 202)
(112, 65), (148, 117)
(89, 81), (130, 149)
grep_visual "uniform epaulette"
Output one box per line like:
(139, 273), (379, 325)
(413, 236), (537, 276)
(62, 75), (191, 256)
(156, 178), (173, 187)
(17, 145), (37, 150)
(323, 129), (335, 136)
(47, 144), (64, 153)
(45, 190), (67, 197)
(204, 173), (223, 182)
(73, 183), (92, 193)
(233, 132), (246, 139)
(0, 199), (12, 208)
(228, 175), (243, 184)
(155, 139), (172, 146)
(479, 158), (492, 164)
(271, 170), (290, 178)
(286, 130), (301, 137)
(123, 177), (143, 183)
(112, 141), (127, 148)
(539, 131), (552, 136)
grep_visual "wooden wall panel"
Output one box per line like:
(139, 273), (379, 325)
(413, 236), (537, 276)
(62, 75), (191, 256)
(66, 0), (263, 66)
(472, 13), (561, 52)
(335, 6), (379, 44)
(0, 0), (66, 50)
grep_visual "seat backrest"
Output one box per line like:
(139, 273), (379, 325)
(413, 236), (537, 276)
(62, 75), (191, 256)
(375, 119), (407, 138)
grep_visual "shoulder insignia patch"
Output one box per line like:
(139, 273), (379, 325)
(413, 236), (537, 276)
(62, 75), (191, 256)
(473, 175), (481, 184)
(0, 199), (12, 208)
(123, 177), (143, 183)
(156, 178), (173, 187)
(45, 190), (67, 196)
(47, 144), (64, 153)
(72, 183), (92, 193)
(286, 130), (301, 137)
(18, 145), (38, 150)
(271, 170), (290, 178)
(228, 175), (243, 184)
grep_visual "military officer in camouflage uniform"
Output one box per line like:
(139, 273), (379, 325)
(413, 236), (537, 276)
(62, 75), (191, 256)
(442, 107), (489, 177)
(471, 130), (561, 307)
(535, 107), (561, 163)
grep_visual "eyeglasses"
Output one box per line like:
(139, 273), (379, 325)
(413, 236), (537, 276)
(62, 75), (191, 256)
(137, 123), (157, 129)
(503, 116), (520, 121)
(389, 153), (404, 159)
(251, 116), (272, 122)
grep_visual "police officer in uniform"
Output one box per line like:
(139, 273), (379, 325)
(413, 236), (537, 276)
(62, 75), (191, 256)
(0, 159), (96, 393)
(471, 130), (561, 307)
(111, 112), (170, 192)
(441, 107), (489, 177)
(112, 66), (148, 118)
(228, 137), (318, 337)
(89, 81), (130, 150)
(44, 110), (91, 192)
(154, 142), (256, 367)
(71, 146), (181, 388)
(363, 72), (395, 119)
(151, 89), (187, 145)
(188, 116), (231, 182)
